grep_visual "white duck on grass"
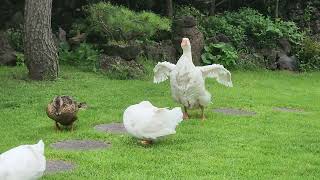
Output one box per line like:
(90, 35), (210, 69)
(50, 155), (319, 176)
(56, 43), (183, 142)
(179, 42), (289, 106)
(154, 38), (233, 120)
(0, 140), (46, 180)
(123, 101), (183, 145)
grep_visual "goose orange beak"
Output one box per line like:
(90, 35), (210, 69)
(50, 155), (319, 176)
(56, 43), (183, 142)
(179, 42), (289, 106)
(181, 38), (189, 47)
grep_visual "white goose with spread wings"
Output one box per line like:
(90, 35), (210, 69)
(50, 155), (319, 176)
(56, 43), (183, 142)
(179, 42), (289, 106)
(153, 38), (233, 120)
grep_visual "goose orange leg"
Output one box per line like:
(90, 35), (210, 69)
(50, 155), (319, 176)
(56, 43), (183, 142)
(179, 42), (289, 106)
(200, 105), (206, 120)
(141, 140), (153, 145)
(183, 106), (189, 120)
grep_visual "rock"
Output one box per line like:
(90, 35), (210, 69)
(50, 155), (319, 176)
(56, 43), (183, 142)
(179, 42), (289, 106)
(207, 33), (231, 44)
(278, 38), (291, 55)
(312, 20), (320, 34)
(101, 42), (143, 61)
(68, 32), (86, 45)
(0, 31), (16, 66)
(276, 54), (298, 71)
(172, 16), (204, 65)
(152, 30), (172, 42)
(143, 40), (176, 63)
(174, 16), (197, 28)
(257, 48), (279, 68)
(99, 55), (145, 79)
(10, 11), (24, 28)
(58, 27), (67, 42)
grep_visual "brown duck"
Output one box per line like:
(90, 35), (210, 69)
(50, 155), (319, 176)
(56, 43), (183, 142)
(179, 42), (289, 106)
(46, 96), (86, 131)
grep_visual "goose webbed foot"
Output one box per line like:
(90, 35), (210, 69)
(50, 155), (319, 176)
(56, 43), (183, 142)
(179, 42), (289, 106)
(183, 106), (189, 120)
(140, 140), (153, 145)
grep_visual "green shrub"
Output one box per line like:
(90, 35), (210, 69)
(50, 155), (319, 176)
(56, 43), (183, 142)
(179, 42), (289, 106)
(297, 38), (320, 71)
(6, 28), (23, 52)
(14, 52), (25, 66)
(201, 43), (238, 68)
(223, 8), (304, 48)
(59, 42), (100, 72)
(74, 2), (171, 41)
(203, 16), (246, 48)
(175, 5), (205, 29)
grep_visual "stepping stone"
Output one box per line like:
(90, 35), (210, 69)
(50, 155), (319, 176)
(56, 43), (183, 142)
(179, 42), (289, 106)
(214, 108), (256, 116)
(273, 107), (304, 113)
(51, 140), (111, 151)
(45, 160), (75, 174)
(94, 122), (127, 134)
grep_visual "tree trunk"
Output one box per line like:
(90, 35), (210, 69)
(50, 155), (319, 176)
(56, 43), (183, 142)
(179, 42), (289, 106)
(209, 0), (216, 16)
(24, 0), (58, 80)
(275, 0), (279, 18)
(165, 0), (173, 18)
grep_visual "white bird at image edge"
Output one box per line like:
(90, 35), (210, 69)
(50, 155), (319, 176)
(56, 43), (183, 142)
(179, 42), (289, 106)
(0, 140), (46, 180)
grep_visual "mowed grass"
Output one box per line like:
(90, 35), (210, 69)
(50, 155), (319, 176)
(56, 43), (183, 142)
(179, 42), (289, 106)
(0, 66), (320, 179)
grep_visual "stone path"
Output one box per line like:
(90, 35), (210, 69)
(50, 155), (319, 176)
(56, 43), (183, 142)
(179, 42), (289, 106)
(45, 160), (75, 174)
(273, 107), (304, 113)
(213, 108), (256, 116)
(51, 140), (111, 151)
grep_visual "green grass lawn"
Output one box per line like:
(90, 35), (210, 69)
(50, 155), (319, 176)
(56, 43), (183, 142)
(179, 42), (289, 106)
(1, 66), (320, 179)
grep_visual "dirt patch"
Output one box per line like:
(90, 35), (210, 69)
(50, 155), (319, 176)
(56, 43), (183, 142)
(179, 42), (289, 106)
(214, 108), (256, 116)
(94, 123), (127, 134)
(45, 160), (75, 174)
(51, 140), (111, 151)
(273, 107), (304, 113)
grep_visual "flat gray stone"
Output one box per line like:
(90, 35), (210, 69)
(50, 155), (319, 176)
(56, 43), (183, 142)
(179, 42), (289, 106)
(45, 160), (75, 174)
(273, 107), (304, 113)
(51, 140), (111, 151)
(214, 108), (256, 116)
(94, 123), (127, 134)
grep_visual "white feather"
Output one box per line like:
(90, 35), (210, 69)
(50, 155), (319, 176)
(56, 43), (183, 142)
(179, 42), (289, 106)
(0, 140), (46, 180)
(197, 64), (233, 87)
(123, 101), (183, 140)
(153, 38), (233, 109)
(153, 62), (176, 84)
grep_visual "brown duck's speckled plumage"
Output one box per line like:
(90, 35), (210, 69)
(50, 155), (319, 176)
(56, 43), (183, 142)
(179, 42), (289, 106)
(46, 96), (85, 127)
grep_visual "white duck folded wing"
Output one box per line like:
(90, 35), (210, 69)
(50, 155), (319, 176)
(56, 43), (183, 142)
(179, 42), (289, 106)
(0, 140), (46, 180)
(123, 101), (183, 142)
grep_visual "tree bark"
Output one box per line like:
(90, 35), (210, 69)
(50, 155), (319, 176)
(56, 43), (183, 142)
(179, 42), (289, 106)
(165, 0), (173, 18)
(209, 0), (216, 16)
(24, 0), (58, 80)
(275, 0), (279, 18)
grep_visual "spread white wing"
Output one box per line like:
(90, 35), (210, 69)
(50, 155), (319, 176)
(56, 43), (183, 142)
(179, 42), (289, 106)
(197, 64), (233, 87)
(153, 61), (176, 83)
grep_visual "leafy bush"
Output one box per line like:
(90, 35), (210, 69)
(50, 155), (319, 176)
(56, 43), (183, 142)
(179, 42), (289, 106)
(59, 42), (100, 72)
(203, 8), (304, 49)
(201, 43), (238, 68)
(224, 8), (304, 48)
(6, 28), (23, 52)
(14, 52), (25, 66)
(73, 2), (171, 41)
(175, 5), (205, 28)
(297, 38), (320, 71)
(203, 16), (246, 48)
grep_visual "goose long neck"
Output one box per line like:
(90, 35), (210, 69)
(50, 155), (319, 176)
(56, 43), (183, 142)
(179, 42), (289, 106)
(182, 48), (192, 61)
